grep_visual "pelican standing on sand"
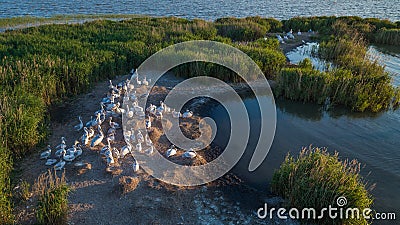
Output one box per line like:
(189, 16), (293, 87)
(183, 148), (197, 158)
(91, 125), (104, 147)
(40, 145), (52, 159)
(132, 157), (139, 172)
(74, 116), (83, 131)
(166, 145), (177, 158)
(182, 110), (193, 118)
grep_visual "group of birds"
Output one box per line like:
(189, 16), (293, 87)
(40, 68), (198, 173)
(40, 138), (83, 171)
(276, 29), (303, 44)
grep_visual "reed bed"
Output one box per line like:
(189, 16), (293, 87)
(374, 29), (400, 46)
(272, 146), (374, 225)
(33, 170), (70, 225)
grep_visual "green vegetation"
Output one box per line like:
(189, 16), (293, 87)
(0, 16), (286, 222)
(276, 20), (400, 112)
(0, 14), (143, 30)
(272, 146), (373, 225)
(374, 29), (400, 45)
(34, 170), (70, 225)
(0, 15), (399, 222)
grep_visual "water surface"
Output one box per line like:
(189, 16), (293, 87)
(1, 0), (399, 21)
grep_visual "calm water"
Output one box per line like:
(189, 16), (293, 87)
(208, 45), (400, 223)
(1, 0), (400, 21)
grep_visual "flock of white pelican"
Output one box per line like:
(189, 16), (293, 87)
(40, 68), (197, 172)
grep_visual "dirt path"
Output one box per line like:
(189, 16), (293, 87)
(14, 72), (299, 224)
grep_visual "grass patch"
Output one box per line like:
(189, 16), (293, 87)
(33, 170), (70, 225)
(271, 146), (374, 225)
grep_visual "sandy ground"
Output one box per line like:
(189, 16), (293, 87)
(13, 47), (304, 224)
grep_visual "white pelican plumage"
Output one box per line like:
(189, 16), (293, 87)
(74, 144), (83, 158)
(126, 105), (134, 118)
(120, 143), (132, 158)
(109, 117), (120, 129)
(166, 145), (177, 158)
(86, 116), (94, 127)
(145, 145), (154, 156)
(142, 76), (149, 86)
(145, 116), (151, 129)
(136, 142), (142, 152)
(90, 125), (104, 147)
(54, 159), (66, 171)
(130, 128), (136, 143)
(137, 130), (144, 143)
(100, 138), (111, 156)
(74, 116), (83, 131)
(56, 137), (67, 150)
(132, 158), (139, 172)
(45, 158), (57, 166)
(40, 145), (52, 159)
(183, 148), (197, 159)
(182, 110), (193, 118)
(88, 127), (95, 139)
(82, 127), (89, 145)
(172, 109), (181, 118)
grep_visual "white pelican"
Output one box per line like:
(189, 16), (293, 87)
(54, 159), (66, 171)
(66, 140), (79, 155)
(107, 131), (116, 142)
(132, 158), (139, 172)
(40, 145), (52, 159)
(130, 91), (137, 101)
(145, 134), (152, 146)
(156, 102), (164, 114)
(183, 148), (197, 158)
(124, 130), (132, 143)
(136, 76), (141, 85)
(86, 116), (94, 127)
(106, 156), (114, 165)
(161, 102), (171, 113)
(128, 82), (135, 91)
(133, 101), (143, 112)
(136, 142), (142, 152)
(74, 144), (83, 158)
(108, 80), (115, 90)
(142, 76), (149, 86)
(145, 145), (154, 156)
(88, 127), (95, 139)
(155, 111), (163, 119)
(120, 144), (132, 158)
(55, 147), (66, 158)
(109, 117), (120, 129)
(82, 127), (89, 145)
(45, 158), (57, 166)
(100, 138), (111, 155)
(130, 128), (136, 142)
(146, 104), (156, 115)
(166, 145), (177, 158)
(126, 105), (134, 118)
(112, 147), (120, 159)
(63, 152), (75, 162)
(74, 116), (83, 131)
(145, 116), (151, 129)
(137, 130), (144, 143)
(172, 109), (181, 118)
(182, 110), (193, 118)
(90, 125), (104, 147)
(56, 137), (67, 150)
